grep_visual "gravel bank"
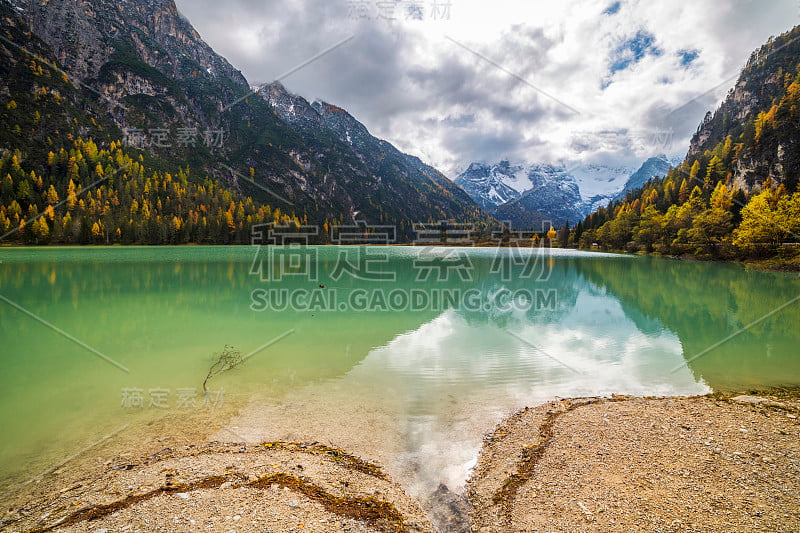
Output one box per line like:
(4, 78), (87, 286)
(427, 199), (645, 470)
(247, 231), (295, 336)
(468, 393), (800, 533)
(3, 442), (434, 532)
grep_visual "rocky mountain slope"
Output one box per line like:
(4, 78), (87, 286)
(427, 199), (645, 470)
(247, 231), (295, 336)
(260, 82), (484, 228)
(685, 29), (800, 194)
(492, 164), (586, 228)
(0, 0), (490, 243)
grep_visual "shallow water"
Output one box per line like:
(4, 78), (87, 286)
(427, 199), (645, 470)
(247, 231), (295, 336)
(1, 246), (799, 493)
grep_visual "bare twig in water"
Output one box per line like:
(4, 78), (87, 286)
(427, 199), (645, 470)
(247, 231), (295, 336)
(203, 345), (244, 394)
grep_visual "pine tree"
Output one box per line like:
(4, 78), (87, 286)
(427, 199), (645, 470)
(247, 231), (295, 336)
(678, 179), (690, 204)
(689, 160), (702, 182)
(16, 179), (32, 203)
(32, 217), (50, 242)
(91, 221), (103, 242)
(710, 182), (733, 210)
(45, 185), (59, 205)
(704, 156), (722, 189)
(66, 180), (77, 211)
(1, 174), (13, 200)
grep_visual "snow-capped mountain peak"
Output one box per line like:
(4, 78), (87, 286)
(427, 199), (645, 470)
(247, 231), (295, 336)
(455, 161), (627, 221)
(453, 162), (523, 211)
(454, 156), (674, 229)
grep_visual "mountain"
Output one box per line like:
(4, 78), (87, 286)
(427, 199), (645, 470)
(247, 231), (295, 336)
(685, 34), (800, 194)
(614, 155), (674, 200)
(493, 164), (586, 228)
(455, 162), (586, 228)
(259, 82), (484, 226)
(454, 160), (667, 228)
(451, 162), (523, 211)
(0, 0), (490, 244)
(578, 25), (800, 258)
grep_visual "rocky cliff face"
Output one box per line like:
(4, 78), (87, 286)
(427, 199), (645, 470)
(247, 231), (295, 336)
(686, 26), (800, 193)
(21, 0), (247, 87)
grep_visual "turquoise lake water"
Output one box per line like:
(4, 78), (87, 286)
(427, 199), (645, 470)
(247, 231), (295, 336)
(1, 246), (799, 493)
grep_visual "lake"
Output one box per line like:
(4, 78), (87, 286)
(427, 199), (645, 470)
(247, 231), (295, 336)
(1, 246), (799, 496)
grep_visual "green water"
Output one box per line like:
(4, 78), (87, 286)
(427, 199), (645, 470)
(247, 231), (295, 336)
(1, 246), (799, 493)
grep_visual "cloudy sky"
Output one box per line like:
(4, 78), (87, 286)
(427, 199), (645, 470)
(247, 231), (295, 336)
(175, 0), (797, 177)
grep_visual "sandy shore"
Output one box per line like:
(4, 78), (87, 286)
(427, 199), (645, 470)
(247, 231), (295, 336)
(2, 391), (799, 532)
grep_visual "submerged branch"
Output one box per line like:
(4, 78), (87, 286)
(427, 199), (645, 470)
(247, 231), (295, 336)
(203, 345), (244, 394)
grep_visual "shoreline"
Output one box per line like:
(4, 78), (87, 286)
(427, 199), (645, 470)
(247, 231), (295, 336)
(3, 389), (799, 532)
(577, 246), (800, 272)
(2, 243), (798, 273)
